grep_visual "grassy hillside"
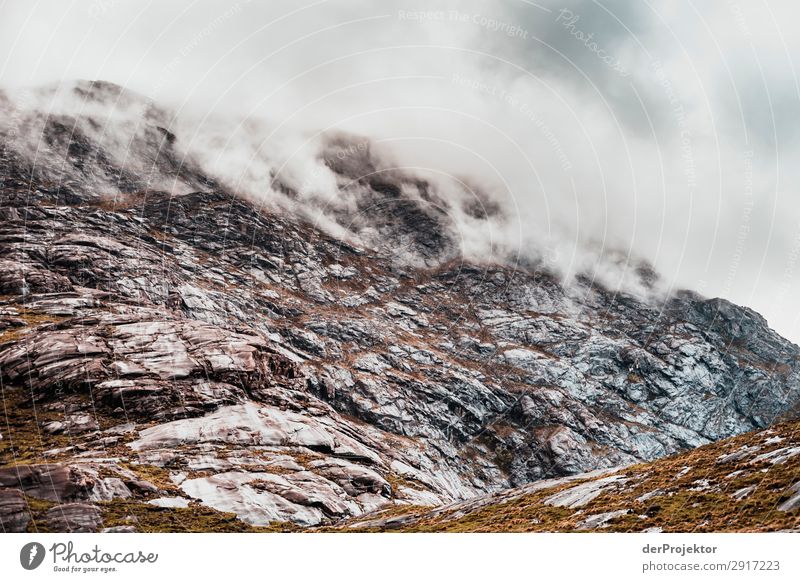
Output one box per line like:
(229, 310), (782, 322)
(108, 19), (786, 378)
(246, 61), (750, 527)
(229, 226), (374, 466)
(334, 419), (800, 533)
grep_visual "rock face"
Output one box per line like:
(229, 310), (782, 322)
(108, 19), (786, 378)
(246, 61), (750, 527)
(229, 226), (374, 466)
(1, 81), (800, 531)
(0, 489), (30, 532)
(339, 419), (800, 532)
(46, 503), (103, 533)
(0, 464), (94, 502)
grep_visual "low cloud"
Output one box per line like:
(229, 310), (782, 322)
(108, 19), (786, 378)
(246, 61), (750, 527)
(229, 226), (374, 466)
(1, 0), (800, 339)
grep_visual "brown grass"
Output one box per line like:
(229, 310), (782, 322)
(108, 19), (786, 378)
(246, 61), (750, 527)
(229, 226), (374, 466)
(339, 420), (800, 532)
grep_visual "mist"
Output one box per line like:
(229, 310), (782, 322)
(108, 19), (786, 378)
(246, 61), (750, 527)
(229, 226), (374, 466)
(2, 0), (800, 342)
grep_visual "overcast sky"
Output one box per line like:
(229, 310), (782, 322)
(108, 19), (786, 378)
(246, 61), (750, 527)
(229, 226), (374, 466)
(2, 0), (800, 342)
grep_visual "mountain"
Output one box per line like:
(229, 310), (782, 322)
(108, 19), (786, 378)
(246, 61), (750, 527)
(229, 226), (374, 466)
(336, 418), (800, 532)
(1, 81), (799, 532)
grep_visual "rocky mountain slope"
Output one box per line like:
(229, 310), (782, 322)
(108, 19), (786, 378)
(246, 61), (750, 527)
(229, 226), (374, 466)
(337, 419), (800, 532)
(1, 81), (799, 532)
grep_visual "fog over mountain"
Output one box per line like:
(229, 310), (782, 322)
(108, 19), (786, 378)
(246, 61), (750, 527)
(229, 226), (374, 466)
(3, 1), (800, 341)
(2, 1), (800, 535)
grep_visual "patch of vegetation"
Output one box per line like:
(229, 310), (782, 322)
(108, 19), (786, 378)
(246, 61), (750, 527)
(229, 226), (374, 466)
(340, 420), (800, 532)
(385, 472), (427, 498)
(0, 309), (69, 343)
(24, 495), (58, 533)
(314, 502), (429, 532)
(118, 462), (181, 494)
(0, 389), (74, 464)
(0, 387), (130, 464)
(100, 500), (300, 533)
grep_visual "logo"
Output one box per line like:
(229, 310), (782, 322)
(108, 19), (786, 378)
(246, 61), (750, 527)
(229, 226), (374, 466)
(20, 542), (46, 570)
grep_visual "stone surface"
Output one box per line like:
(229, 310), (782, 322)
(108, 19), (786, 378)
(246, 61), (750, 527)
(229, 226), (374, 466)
(43, 413), (100, 435)
(89, 478), (132, 502)
(148, 497), (190, 509)
(181, 471), (339, 527)
(576, 509), (630, 530)
(544, 475), (629, 509)
(0, 464), (93, 502)
(338, 420), (800, 532)
(130, 403), (336, 452)
(778, 482), (800, 512)
(0, 488), (30, 532)
(1, 82), (800, 530)
(46, 503), (103, 533)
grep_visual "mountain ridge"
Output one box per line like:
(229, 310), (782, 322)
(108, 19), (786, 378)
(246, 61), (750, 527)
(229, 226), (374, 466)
(332, 418), (800, 533)
(1, 81), (799, 532)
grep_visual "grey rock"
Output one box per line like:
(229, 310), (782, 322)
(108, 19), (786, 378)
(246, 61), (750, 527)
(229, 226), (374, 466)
(576, 509), (630, 530)
(0, 464), (94, 502)
(732, 486), (756, 500)
(0, 488), (30, 532)
(46, 503), (103, 533)
(544, 474), (628, 509)
(778, 482), (800, 512)
(43, 413), (100, 435)
(130, 403), (337, 452)
(89, 478), (132, 502)
(148, 497), (190, 508)
(307, 458), (391, 496)
(751, 446), (800, 465)
(180, 471), (351, 527)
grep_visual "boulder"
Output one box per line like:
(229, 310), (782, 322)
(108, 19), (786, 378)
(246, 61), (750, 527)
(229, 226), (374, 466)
(0, 464), (93, 502)
(46, 503), (103, 532)
(0, 488), (30, 532)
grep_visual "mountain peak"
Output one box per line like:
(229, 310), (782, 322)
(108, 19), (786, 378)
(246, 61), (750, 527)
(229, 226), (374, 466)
(1, 84), (799, 532)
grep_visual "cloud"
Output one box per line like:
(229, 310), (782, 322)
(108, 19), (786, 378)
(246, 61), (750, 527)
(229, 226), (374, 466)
(2, 0), (800, 341)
